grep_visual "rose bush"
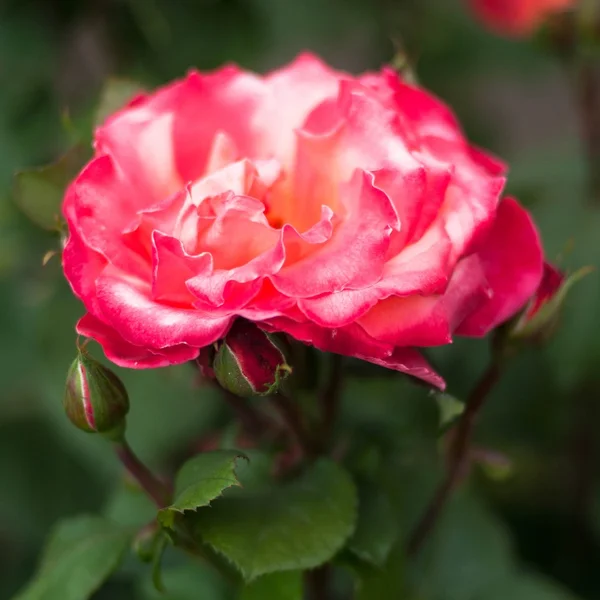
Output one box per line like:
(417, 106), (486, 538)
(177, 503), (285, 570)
(469, 0), (575, 36)
(62, 54), (544, 389)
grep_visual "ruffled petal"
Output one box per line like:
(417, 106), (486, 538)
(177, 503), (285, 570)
(359, 255), (491, 347)
(172, 54), (341, 183)
(151, 231), (212, 305)
(94, 271), (231, 349)
(378, 225), (454, 297)
(77, 314), (199, 368)
(357, 348), (445, 389)
(263, 317), (394, 361)
(96, 99), (183, 203)
(260, 53), (344, 164)
(187, 224), (285, 311)
(62, 224), (107, 316)
(262, 317), (443, 388)
(298, 288), (383, 328)
(63, 154), (152, 279)
(271, 170), (395, 297)
(296, 209), (455, 330)
(458, 197), (544, 336)
(360, 70), (507, 259)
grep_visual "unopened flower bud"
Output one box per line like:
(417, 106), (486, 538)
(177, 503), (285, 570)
(64, 351), (129, 433)
(213, 320), (292, 397)
(510, 263), (593, 343)
(196, 345), (216, 380)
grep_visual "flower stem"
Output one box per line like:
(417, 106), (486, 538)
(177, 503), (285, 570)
(406, 360), (502, 556)
(548, 7), (600, 204)
(576, 57), (600, 205)
(114, 440), (172, 508)
(271, 392), (314, 458)
(221, 388), (276, 440)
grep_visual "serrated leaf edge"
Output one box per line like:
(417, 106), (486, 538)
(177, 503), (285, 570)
(199, 461), (359, 581)
(157, 453), (248, 529)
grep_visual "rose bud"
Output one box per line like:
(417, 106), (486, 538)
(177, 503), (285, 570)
(195, 344), (216, 380)
(64, 350), (130, 433)
(510, 263), (593, 343)
(213, 320), (292, 397)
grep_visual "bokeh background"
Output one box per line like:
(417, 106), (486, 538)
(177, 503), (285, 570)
(1, 0), (599, 598)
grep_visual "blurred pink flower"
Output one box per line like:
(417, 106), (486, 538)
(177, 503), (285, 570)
(470, 0), (575, 36)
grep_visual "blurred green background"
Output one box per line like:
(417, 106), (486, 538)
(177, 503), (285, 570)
(1, 0), (599, 598)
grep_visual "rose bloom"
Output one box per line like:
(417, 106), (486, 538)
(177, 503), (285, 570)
(62, 54), (544, 389)
(469, 0), (575, 36)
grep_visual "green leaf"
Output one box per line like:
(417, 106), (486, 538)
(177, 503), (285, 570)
(158, 450), (248, 529)
(13, 144), (88, 230)
(348, 483), (400, 567)
(239, 572), (302, 600)
(434, 393), (465, 432)
(95, 78), (145, 126)
(191, 459), (357, 580)
(137, 564), (233, 600)
(354, 543), (406, 600)
(13, 515), (133, 600)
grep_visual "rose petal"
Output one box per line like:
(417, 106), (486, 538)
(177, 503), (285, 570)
(77, 314), (199, 368)
(186, 194), (285, 309)
(379, 226), (454, 296)
(262, 317), (443, 388)
(458, 197), (544, 336)
(261, 53), (344, 164)
(298, 288), (383, 328)
(170, 54), (341, 183)
(95, 272), (231, 349)
(151, 231), (212, 305)
(361, 70), (507, 258)
(263, 317), (394, 361)
(271, 170), (395, 297)
(357, 348), (445, 390)
(97, 105), (182, 202)
(359, 254), (491, 347)
(297, 226), (455, 329)
(63, 155), (152, 279)
(62, 225), (107, 316)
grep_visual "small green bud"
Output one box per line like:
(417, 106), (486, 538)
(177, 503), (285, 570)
(213, 320), (292, 397)
(510, 264), (593, 344)
(64, 350), (129, 433)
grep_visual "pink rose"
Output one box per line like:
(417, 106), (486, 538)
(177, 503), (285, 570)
(62, 54), (544, 389)
(469, 0), (575, 36)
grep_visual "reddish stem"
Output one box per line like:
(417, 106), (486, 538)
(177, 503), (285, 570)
(407, 361), (502, 556)
(114, 441), (171, 508)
